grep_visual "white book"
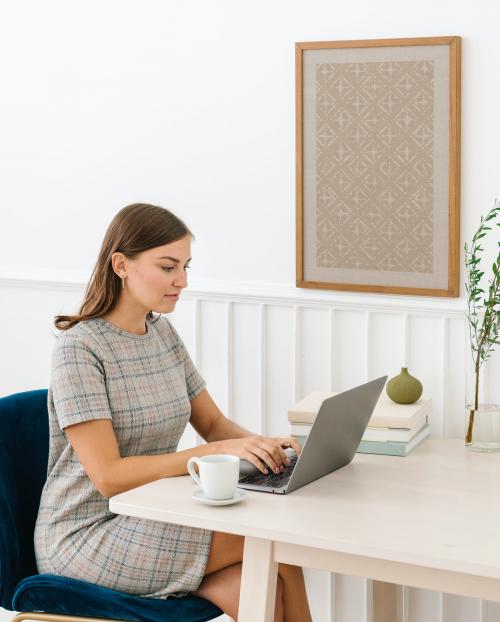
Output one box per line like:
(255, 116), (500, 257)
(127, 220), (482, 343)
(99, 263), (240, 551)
(357, 424), (431, 456)
(290, 415), (428, 441)
(368, 399), (431, 429)
(289, 422), (320, 436)
(288, 390), (431, 430)
(362, 417), (428, 442)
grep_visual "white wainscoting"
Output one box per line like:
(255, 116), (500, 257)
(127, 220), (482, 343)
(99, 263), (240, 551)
(1, 270), (500, 622)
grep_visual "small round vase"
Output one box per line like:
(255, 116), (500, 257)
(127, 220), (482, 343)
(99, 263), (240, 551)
(386, 367), (423, 404)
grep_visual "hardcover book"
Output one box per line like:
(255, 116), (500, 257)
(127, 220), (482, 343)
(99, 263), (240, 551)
(288, 390), (431, 429)
(356, 424), (431, 456)
(290, 415), (429, 442)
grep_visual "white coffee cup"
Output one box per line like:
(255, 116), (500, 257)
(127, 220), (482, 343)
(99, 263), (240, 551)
(187, 454), (240, 500)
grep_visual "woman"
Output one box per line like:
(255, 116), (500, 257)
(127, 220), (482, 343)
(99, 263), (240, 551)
(34, 203), (313, 622)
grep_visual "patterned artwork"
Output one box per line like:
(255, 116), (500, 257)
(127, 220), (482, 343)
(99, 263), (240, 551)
(315, 61), (435, 273)
(297, 38), (461, 296)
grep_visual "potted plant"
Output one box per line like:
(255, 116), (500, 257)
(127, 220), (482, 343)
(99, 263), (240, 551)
(464, 199), (500, 450)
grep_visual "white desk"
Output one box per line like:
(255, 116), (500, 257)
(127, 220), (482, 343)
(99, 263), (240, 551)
(109, 438), (500, 621)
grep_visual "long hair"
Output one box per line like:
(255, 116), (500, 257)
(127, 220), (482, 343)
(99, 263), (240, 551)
(54, 203), (194, 332)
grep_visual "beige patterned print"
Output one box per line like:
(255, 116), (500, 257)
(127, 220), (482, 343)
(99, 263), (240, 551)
(315, 61), (434, 273)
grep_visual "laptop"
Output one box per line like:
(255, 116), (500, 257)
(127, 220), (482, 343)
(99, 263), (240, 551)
(237, 376), (387, 495)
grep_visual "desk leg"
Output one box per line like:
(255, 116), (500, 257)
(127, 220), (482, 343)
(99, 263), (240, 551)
(238, 536), (279, 622)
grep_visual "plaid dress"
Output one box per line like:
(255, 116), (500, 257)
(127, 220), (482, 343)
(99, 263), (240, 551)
(34, 315), (213, 599)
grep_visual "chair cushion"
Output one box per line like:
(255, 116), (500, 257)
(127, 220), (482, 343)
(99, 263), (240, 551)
(12, 574), (223, 622)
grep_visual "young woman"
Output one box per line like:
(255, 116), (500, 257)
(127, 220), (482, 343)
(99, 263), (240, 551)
(34, 203), (313, 622)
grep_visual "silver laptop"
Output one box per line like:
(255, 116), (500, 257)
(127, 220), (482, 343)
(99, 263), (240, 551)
(237, 376), (387, 495)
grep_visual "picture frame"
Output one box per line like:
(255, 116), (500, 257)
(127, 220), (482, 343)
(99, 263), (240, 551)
(296, 36), (461, 297)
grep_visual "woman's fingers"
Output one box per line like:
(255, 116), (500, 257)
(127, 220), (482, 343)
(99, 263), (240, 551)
(254, 445), (282, 473)
(260, 436), (301, 467)
(276, 437), (302, 457)
(244, 452), (269, 474)
(242, 435), (303, 475)
(254, 440), (289, 472)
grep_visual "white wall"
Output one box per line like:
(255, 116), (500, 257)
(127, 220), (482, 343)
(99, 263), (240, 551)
(2, 1), (500, 621)
(1, 0), (500, 280)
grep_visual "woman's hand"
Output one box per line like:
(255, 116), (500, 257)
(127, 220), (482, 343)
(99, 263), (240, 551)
(215, 435), (303, 474)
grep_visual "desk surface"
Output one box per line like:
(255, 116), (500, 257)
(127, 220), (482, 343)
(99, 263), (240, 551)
(109, 438), (500, 581)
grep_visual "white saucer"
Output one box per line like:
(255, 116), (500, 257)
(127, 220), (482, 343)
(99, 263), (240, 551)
(192, 488), (247, 506)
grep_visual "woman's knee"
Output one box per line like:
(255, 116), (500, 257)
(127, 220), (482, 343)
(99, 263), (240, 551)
(203, 531), (245, 575)
(194, 563), (283, 622)
(193, 563), (242, 619)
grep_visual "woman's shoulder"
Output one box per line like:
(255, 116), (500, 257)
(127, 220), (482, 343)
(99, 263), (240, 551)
(52, 319), (104, 355)
(52, 315), (181, 352)
(153, 314), (180, 342)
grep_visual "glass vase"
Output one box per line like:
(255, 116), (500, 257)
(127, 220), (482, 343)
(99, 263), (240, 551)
(465, 346), (500, 452)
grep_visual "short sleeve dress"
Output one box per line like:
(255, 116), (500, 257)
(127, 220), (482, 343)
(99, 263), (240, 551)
(33, 314), (214, 599)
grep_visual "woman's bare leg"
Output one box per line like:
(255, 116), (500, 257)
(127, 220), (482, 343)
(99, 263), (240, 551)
(193, 562), (284, 621)
(195, 532), (311, 620)
(203, 532), (244, 575)
(277, 563), (313, 622)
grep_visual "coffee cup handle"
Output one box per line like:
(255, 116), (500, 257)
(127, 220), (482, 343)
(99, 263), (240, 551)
(187, 457), (202, 487)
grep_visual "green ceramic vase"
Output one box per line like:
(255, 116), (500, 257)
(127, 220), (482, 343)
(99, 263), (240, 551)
(386, 367), (423, 404)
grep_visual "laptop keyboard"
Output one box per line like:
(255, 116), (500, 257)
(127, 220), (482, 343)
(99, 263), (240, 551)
(239, 454), (298, 488)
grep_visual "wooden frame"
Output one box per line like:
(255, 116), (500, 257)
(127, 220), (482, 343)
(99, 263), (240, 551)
(296, 37), (461, 297)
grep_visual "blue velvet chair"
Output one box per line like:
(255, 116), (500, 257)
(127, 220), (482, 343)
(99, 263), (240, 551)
(0, 389), (223, 622)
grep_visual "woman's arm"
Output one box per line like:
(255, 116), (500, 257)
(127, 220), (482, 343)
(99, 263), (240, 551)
(66, 390), (297, 500)
(207, 413), (255, 441)
(65, 418), (220, 499)
(189, 388), (301, 474)
(189, 388), (254, 442)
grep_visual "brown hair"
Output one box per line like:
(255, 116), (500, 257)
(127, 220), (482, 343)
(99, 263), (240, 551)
(54, 203), (194, 332)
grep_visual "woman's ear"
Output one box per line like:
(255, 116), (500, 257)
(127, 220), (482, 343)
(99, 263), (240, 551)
(111, 252), (127, 278)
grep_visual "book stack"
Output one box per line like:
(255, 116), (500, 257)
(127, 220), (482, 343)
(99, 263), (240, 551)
(288, 390), (431, 457)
